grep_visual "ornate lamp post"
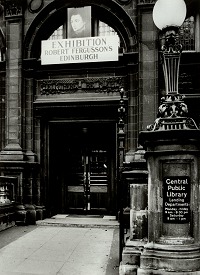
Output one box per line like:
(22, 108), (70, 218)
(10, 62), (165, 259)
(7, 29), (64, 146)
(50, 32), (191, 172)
(138, 0), (200, 274)
(153, 0), (186, 97)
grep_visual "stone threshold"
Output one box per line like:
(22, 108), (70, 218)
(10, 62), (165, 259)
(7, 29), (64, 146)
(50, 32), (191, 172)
(36, 214), (119, 228)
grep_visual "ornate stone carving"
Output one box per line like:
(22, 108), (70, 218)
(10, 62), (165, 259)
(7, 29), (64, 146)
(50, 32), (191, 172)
(3, 0), (24, 16)
(38, 76), (126, 95)
(118, 88), (126, 134)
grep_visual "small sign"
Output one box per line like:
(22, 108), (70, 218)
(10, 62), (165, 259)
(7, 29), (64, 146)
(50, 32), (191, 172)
(41, 36), (119, 65)
(163, 176), (190, 223)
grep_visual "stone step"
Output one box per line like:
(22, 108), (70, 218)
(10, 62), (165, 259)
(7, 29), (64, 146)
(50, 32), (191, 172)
(36, 214), (119, 228)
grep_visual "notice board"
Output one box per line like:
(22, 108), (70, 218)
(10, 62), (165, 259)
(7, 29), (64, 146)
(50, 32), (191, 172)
(163, 176), (190, 223)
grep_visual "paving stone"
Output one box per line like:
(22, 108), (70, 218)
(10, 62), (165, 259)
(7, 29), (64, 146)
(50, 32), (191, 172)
(0, 224), (118, 275)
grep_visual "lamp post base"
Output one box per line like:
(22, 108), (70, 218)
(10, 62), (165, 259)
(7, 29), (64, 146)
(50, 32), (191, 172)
(138, 243), (200, 274)
(138, 129), (200, 275)
(138, 269), (200, 275)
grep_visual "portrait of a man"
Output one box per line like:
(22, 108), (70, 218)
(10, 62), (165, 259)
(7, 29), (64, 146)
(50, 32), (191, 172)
(68, 7), (91, 38)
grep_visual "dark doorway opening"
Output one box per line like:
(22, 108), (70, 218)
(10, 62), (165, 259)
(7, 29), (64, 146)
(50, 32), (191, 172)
(48, 122), (117, 216)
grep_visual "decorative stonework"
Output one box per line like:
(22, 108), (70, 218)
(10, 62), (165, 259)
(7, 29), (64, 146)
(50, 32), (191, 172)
(3, 0), (24, 16)
(118, 88), (126, 134)
(28, 0), (44, 14)
(38, 76), (126, 96)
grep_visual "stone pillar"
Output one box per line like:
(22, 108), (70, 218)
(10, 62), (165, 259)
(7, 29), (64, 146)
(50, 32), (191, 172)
(138, 129), (200, 274)
(138, 1), (158, 131)
(120, 148), (148, 275)
(0, 0), (24, 160)
(22, 60), (39, 223)
(0, 1), (39, 225)
(130, 182), (148, 240)
(34, 117), (46, 219)
(24, 77), (35, 162)
(23, 58), (38, 162)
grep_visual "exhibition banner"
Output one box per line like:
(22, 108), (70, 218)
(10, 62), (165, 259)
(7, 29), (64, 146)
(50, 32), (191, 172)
(41, 36), (119, 65)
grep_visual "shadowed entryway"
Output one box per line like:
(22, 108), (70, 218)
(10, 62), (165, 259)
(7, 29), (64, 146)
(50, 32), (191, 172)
(48, 122), (117, 216)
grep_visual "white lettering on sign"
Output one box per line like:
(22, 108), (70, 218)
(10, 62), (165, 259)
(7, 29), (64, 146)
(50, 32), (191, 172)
(163, 176), (190, 223)
(166, 178), (188, 185)
(41, 36), (119, 65)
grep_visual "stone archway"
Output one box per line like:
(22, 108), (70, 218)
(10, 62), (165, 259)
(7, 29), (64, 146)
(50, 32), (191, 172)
(21, 0), (139, 217)
(23, 0), (137, 59)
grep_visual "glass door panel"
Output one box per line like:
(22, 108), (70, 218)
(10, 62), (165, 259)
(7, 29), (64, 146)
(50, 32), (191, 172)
(90, 149), (108, 212)
(67, 148), (109, 213)
(67, 147), (84, 212)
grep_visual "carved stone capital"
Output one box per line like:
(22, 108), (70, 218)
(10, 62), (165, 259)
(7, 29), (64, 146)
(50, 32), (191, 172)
(3, 0), (24, 17)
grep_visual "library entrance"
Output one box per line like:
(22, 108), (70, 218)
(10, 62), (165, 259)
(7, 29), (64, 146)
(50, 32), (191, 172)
(48, 121), (117, 216)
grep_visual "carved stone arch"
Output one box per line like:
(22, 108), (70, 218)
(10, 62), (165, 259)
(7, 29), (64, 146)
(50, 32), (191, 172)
(23, 0), (137, 59)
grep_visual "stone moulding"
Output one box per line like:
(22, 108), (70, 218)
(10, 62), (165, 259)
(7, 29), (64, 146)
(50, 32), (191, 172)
(38, 76), (126, 96)
(28, 0), (44, 14)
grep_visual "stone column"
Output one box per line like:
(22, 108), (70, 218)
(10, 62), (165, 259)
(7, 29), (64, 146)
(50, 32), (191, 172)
(138, 1), (158, 131)
(0, 0), (24, 160)
(138, 129), (200, 274)
(130, 182), (148, 240)
(24, 76), (35, 161)
(120, 148), (148, 275)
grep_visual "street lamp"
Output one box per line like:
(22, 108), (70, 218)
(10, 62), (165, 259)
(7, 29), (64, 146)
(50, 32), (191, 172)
(148, 0), (198, 131)
(153, 0), (186, 95)
(138, 2), (200, 274)
(153, 0), (186, 31)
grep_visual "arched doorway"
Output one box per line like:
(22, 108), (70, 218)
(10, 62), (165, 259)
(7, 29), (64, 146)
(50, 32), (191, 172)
(23, 1), (138, 217)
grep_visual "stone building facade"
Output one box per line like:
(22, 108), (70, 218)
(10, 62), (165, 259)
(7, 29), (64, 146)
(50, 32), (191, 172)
(0, 0), (199, 230)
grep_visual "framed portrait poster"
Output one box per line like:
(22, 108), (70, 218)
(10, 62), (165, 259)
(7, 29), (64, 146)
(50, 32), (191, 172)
(68, 6), (91, 38)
